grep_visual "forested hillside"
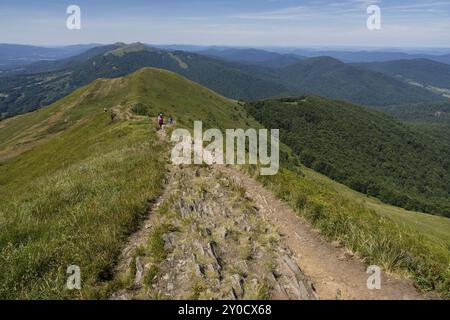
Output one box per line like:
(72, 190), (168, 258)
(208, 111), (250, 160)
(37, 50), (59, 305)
(275, 57), (445, 106)
(377, 101), (450, 125)
(246, 96), (450, 217)
(356, 59), (450, 90)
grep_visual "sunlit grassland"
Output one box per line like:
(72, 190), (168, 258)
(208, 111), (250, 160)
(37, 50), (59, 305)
(302, 166), (450, 246)
(0, 67), (250, 299)
(0, 114), (166, 299)
(247, 166), (450, 297)
(0, 105), (166, 299)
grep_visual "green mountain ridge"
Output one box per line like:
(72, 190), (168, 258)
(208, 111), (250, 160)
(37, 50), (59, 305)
(0, 67), (258, 299)
(0, 68), (449, 298)
(0, 43), (289, 118)
(276, 57), (445, 106)
(0, 43), (446, 119)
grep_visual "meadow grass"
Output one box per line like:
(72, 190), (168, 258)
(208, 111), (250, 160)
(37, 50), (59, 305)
(0, 67), (249, 299)
(0, 113), (166, 299)
(248, 166), (450, 297)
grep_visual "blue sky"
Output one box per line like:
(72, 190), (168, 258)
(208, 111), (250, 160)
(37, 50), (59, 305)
(0, 0), (449, 47)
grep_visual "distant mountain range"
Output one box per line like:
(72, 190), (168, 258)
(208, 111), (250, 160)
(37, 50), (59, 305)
(0, 43), (289, 117)
(355, 59), (450, 92)
(3, 44), (450, 68)
(287, 50), (450, 64)
(0, 43), (99, 68)
(156, 45), (450, 64)
(0, 43), (447, 118)
(197, 48), (305, 68)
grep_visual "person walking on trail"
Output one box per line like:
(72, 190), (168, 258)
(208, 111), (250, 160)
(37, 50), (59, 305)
(158, 113), (164, 129)
(110, 110), (117, 122)
(168, 116), (173, 125)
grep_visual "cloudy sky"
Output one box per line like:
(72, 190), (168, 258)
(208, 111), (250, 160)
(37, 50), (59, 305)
(0, 0), (449, 47)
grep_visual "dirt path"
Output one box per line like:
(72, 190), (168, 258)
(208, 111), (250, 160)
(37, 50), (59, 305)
(108, 125), (318, 300)
(108, 130), (428, 300)
(110, 164), (317, 300)
(220, 166), (428, 300)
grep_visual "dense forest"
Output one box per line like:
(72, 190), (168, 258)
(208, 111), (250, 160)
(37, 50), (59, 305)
(356, 59), (450, 90)
(274, 57), (445, 106)
(377, 101), (450, 124)
(246, 96), (450, 217)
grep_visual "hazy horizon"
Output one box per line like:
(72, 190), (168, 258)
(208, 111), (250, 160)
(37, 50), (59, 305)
(2, 42), (450, 55)
(0, 0), (449, 47)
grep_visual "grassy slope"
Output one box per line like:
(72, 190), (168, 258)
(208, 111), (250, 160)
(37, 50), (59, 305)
(0, 67), (448, 298)
(302, 167), (450, 247)
(242, 165), (450, 296)
(0, 44), (289, 118)
(0, 68), (247, 299)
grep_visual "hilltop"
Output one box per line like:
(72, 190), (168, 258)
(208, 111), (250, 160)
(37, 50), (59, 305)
(0, 43), (288, 118)
(0, 67), (255, 298)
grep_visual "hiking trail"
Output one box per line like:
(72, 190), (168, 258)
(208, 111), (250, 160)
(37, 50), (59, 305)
(108, 128), (429, 300)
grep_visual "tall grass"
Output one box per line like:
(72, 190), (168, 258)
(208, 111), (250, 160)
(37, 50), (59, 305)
(245, 167), (450, 298)
(0, 114), (166, 299)
(0, 67), (253, 299)
(252, 167), (450, 297)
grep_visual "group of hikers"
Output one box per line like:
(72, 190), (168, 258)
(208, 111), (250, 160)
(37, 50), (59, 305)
(157, 113), (173, 129)
(105, 108), (173, 129)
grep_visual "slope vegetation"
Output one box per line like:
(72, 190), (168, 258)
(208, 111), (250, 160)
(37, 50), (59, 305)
(356, 59), (450, 91)
(377, 101), (450, 125)
(0, 68), (448, 299)
(246, 96), (450, 217)
(276, 57), (444, 106)
(0, 68), (251, 299)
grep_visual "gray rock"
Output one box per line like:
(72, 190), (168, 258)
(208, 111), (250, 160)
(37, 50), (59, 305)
(134, 256), (144, 285)
(231, 274), (244, 298)
(218, 226), (228, 239)
(195, 264), (205, 277)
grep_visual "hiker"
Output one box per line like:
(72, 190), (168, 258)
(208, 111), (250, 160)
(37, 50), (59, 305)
(168, 116), (173, 125)
(110, 110), (117, 122)
(158, 113), (164, 129)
